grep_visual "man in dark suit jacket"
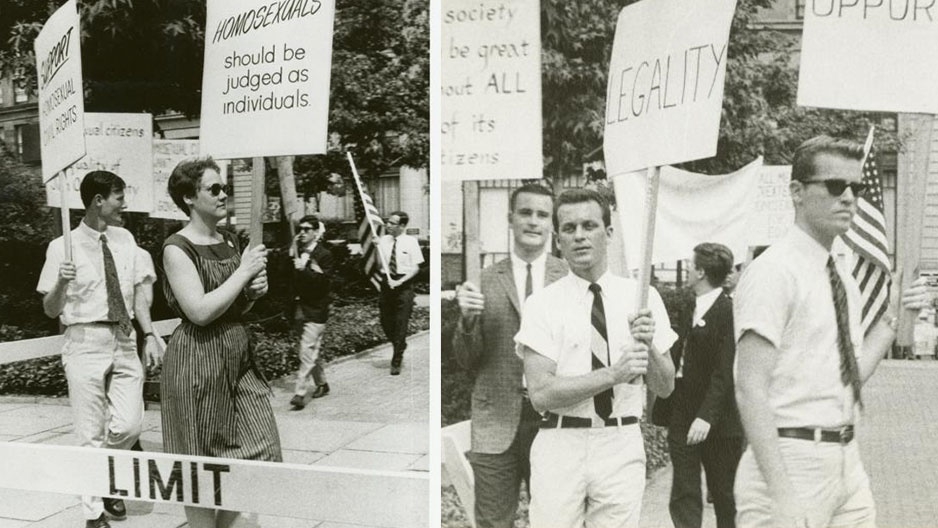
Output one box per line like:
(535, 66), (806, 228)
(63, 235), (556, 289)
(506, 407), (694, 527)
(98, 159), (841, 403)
(290, 215), (336, 410)
(453, 183), (567, 528)
(667, 242), (743, 528)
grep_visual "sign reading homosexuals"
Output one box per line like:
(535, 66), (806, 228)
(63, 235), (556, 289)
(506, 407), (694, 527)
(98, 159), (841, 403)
(441, 0), (542, 181)
(798, 0), (938, 114)
(200, 0), (335, 158)
(45, 113), (154, 212)
(151, 140), (201, 220)
(34, 0), (85, 183)
(603, 0), (737, 176)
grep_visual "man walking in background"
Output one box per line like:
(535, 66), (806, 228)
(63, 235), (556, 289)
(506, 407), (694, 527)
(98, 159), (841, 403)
(378, 210), (424, 375)
(453, 183), (566, 528)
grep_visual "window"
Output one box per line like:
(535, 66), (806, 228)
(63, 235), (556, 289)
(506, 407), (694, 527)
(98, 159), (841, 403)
(13, 85), (27, 103)
(795, 0), (806, 19)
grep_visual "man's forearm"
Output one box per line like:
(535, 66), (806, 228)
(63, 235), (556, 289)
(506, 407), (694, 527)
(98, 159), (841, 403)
(859, 319), (896, 383)
(133, 285), (154, 334)
(42, 281), (68, 318)
(528, 367), (619, 413)
(645, 346), (675, 398)
(737, 382), (792, 502)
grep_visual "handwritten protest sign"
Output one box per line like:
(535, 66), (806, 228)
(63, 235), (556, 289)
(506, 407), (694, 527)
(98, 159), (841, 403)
(34, 0), (85, 183)
(199, 0), (335, 159)
(441, 0), (542, 181)
(45, 113), (153, 212)
(603, 0), (737, 176)
(747, 165), (794, 247)
(151, 140), (200, 220)
(798, 0), (938, 113)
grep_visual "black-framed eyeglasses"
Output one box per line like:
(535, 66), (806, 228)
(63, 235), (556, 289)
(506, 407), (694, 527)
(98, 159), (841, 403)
(298, 226), (315, 232)
(800, 179), (867, 197)
(204, 183), (231, 196)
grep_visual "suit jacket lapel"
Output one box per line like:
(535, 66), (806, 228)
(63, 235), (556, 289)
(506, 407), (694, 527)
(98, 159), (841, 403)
(495, 258), (522, 316)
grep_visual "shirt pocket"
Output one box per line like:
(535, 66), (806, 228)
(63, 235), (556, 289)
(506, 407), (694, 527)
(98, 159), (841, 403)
(557, 318), (592, 376)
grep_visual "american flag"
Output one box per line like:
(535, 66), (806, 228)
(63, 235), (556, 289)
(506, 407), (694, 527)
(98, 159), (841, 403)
(843, 128), (891, 334)
(348, 153), (390, 291)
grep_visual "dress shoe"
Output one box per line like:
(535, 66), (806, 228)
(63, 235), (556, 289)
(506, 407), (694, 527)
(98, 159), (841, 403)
(289, 394), (306, 410)
(103, 498), (126, 520)
(390, 363), (401, 376)
(86, 514), (111, 528)
(311, 383), (330, 398)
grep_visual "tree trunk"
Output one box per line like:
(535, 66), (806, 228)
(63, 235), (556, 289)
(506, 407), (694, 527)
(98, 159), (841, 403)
(276, 155), (299, 252)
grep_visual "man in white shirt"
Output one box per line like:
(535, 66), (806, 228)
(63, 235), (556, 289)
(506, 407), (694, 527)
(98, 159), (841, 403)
(734, 136), (929, 528)
(37, 171), (161, 528)
(377, 210), (424, 375)
(516, 188), (677, 528)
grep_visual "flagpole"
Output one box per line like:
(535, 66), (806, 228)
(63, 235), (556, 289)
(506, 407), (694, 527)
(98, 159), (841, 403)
(347, 152), (392, 284)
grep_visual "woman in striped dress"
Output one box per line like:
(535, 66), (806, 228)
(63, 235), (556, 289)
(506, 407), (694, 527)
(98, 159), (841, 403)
(161, 157), (282, 528)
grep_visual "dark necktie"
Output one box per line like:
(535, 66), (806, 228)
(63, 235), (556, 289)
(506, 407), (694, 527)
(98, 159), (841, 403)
(589, 283), (614, 420)
(827, 257), (862, 407)
(525, 263), (533, 300)
(101, 234), (133, 337)
(389, 238), (398, 275)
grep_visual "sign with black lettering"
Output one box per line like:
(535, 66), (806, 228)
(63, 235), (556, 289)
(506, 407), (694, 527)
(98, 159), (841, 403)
(603, 0), (737, 176)
(44, 113), (154, 212)
(33, 0), (85, 183)
(798, 0), (938, 113)
(151, 140), (200, 220)
(200, 0), (336, 158)
(442, 0), (542, 181)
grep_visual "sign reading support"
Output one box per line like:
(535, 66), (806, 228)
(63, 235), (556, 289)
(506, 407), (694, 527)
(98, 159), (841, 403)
(45, 113), (154, 212)
(200, 0), (336, 158)
(798, 0), (938, 114)
(441, 0), (542, 181)
(151, 140), (201, 220)
(603, 0), (737, 177)
(34, 0), (85, 184)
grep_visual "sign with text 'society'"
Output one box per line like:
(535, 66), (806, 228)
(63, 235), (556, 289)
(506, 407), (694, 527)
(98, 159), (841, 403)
(603, 0), (737, 177)
(797, 0), (938, 113)
(200, 0), (335, 159)
(441, 0), (542, 181)
(34, 0), (86, 183)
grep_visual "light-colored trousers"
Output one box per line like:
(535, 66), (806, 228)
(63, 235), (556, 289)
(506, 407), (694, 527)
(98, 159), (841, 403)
(735, 438), (875, 528)
(294, 321), (327, 396)
(62, 324), (144, 520)
(529, 425), (646, 528)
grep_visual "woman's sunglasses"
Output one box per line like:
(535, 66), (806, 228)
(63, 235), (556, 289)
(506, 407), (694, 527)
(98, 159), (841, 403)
(204, 183), (231, 197)
(800, 179), (867, 197)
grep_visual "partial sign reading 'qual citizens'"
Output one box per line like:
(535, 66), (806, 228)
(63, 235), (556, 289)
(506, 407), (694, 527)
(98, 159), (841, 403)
(199, 0), (335, 159)
(441, 0), (542, 181)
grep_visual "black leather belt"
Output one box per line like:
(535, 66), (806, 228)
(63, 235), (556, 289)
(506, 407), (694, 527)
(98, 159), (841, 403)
(540, 411), (638, 429)
(777, 426), (854, 444)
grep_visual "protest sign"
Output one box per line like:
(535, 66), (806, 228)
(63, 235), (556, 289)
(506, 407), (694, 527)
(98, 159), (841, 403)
(603, 0), (737, 177)
(34, 0), (85, 183)
(441, 0), (542, 181)
(200, 0), (335, 159)
(151, 140), (200, 220)
(798, 0), (938, 113)
(45, 113), (153, 212)
(747, 165), (795, 247)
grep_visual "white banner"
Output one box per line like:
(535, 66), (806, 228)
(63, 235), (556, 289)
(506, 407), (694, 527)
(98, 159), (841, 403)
(441, 0), (542, 181)
(200, 0), (336, 158)
(45, 113), (153, 212)
(798, 0), (938, 114)
(34, 0), (85, 183)
(151, 140), (200, 220)
(747, 165), (794, 248)
(603, 0), (737, 177)
(615, 158), (764, 269)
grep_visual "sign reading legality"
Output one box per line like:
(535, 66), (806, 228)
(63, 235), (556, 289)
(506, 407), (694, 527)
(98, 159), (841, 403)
(34, 0), (85, 183)
(603, 0), (737, 176)
(200, 0), (336, 159)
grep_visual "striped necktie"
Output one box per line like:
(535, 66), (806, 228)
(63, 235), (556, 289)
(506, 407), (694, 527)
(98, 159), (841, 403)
(389, 237), (398, 275)
(827, 257), (863, 407)
(525, 263), (533, 300)
(100, 234), (133, 337)
(589, 283), (614, 420)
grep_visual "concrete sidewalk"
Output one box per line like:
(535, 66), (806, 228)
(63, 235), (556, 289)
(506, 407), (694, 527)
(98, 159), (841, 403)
(0, 329), (430, 528)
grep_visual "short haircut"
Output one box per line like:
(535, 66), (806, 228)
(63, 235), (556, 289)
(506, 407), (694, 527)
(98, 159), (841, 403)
(553, 188), (611, 230)
(167, 157), (220, 216)
(79, 170), (126, 208)
(509, 183), (553, 212)
(298, 214), (319, 227)
(791, 135), (864, 182)
(693, 242), (734, 287)
(390, 211), (409, 226)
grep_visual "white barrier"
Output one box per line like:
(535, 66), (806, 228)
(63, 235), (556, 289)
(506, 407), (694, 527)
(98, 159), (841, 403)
(0, 442), (428, 526)
(0, 318), (181, 365)
(441, 420), (476, 528)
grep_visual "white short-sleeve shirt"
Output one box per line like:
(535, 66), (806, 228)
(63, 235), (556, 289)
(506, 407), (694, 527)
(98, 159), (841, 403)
(37, 221), (154, 325)
(515, 271), (678, 419)
(733, 227), (862, 427)
(379, 233), (424, 276)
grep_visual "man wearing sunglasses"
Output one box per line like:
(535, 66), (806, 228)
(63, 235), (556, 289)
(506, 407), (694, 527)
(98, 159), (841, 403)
(378, 211), (424, 375)
(733, 135), (930, 528)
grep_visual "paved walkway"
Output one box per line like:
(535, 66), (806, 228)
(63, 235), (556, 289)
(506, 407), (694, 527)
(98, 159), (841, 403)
(640, 359), (938, 528)
(0, 327), (429, 528)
